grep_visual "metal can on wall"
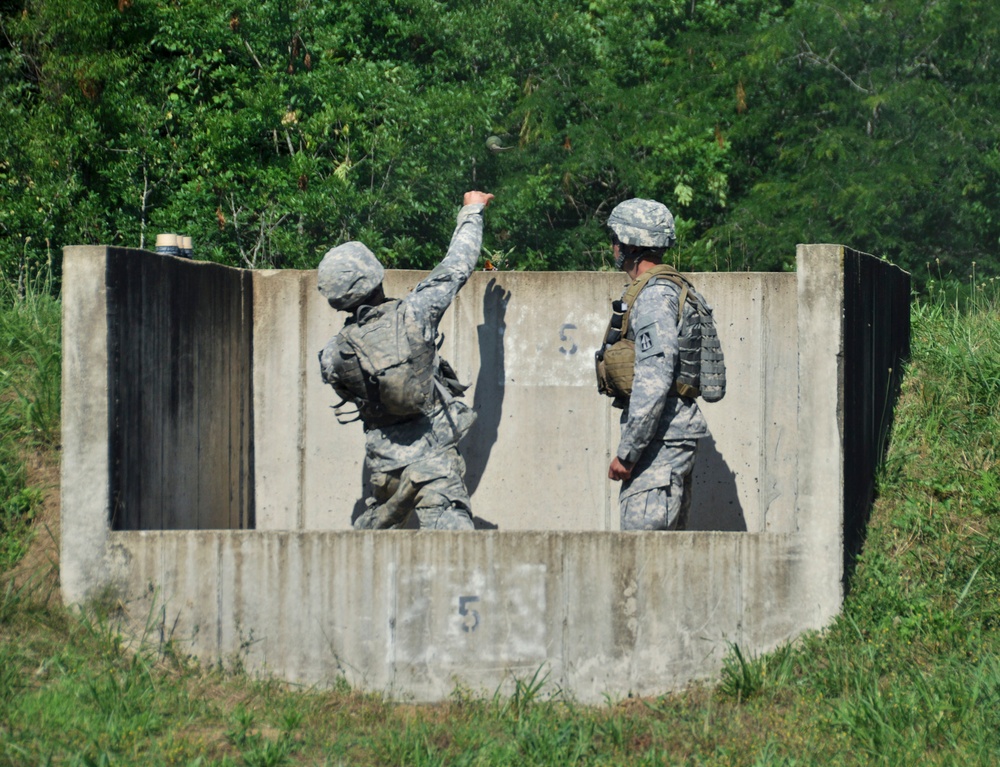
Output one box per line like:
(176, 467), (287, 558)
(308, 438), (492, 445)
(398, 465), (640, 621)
(155, 232), (179, 257)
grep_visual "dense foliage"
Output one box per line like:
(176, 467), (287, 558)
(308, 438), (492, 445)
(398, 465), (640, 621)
(2, 0), (999, 285)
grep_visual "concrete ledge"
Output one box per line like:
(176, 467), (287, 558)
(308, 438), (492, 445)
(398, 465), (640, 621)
(110, 529), (810, 703)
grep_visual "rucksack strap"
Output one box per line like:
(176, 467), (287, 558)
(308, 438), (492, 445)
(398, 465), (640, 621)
(332, 398), (363, 424)
(620, 264), (692, 337)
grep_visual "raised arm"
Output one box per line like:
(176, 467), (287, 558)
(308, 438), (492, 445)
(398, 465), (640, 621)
(408, 191), (494, 329)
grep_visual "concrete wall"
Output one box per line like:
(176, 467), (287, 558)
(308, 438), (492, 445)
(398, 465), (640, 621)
(255, 267), (798, 534)
(61, 243), (910, 703)
(111, 529), (807, 700)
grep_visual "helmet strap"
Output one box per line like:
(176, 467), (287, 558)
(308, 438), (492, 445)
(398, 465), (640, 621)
(614, 242), (649, 270)
(348, 283), (387, 313)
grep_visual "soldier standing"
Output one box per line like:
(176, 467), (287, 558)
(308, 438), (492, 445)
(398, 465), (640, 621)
(603, 198), (711, 530)
(318, 190), (494, 530)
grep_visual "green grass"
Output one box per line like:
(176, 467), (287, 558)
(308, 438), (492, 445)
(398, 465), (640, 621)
(0, 273), (59, 572)
(1, 276), (998, 765)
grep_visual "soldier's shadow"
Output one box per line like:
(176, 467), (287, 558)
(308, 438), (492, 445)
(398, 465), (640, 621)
(688, 434), (746, 531)
(461, 278), (509, 529)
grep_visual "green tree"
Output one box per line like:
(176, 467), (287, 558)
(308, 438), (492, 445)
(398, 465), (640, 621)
(714, 0), (1000, 280)
(3, 0), (996, 282)
(479, 0), (792, 270)
(0, 0), (796, 277)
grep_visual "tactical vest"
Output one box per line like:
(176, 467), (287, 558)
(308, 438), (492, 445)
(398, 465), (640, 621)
(595, 264), (726, 404)
(320, 299), (465, 427)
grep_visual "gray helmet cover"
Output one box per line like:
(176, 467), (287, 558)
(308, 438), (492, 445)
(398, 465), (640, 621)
(317, 241), (385, 310)
(607, 198), (676, 249)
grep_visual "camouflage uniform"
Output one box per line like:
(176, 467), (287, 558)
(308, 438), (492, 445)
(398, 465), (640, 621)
(319, 202), (487, 530)
(617, 279), (709, 530)
(606, 198), (710, 531)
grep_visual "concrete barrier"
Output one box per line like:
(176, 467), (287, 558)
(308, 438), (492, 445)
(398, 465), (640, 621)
(61, 243), (910, 702)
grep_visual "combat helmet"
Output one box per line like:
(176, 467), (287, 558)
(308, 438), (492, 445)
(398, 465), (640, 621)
(317, 241), (385, 311)
(607, 198), (676, 250)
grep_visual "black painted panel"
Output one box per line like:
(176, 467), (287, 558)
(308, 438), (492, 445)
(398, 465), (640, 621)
(842, 250), (910, 581)
(107, 249), (255, 530)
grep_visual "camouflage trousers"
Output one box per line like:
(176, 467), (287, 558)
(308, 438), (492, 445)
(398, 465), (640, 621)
(353, 447), (474, 531)
(619, 441), (698, 531)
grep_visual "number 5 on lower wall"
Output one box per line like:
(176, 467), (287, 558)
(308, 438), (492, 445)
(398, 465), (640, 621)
(458, 595), (480, 632)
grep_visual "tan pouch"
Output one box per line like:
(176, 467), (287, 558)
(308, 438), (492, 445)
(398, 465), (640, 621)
(597, 338), (635, 399)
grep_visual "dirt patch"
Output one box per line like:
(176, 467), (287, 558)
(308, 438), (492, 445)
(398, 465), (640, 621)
(5, 447), (62, 607)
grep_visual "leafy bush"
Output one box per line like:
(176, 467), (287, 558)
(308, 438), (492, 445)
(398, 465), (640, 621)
(6, 0), (998, 283)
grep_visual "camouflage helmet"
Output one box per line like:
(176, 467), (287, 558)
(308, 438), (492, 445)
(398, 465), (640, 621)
(607, 198), (676, 249)
(317, 241), (385, 311)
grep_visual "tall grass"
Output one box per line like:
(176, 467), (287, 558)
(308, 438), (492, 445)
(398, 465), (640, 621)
(0, 275), (998, 765)
(771, 274), (1000, 763)
(0, 269), (60, 571)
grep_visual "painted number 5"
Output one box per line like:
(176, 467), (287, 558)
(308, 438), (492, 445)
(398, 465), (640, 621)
(559, 323), (578, 355)
(458, 595), (480, 632)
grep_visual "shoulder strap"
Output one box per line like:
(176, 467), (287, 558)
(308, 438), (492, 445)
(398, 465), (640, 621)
(353, 297), (398, 326)
(621, 264), (691, 335)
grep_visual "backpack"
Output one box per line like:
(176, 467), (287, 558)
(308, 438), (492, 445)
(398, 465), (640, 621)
(595, 264), (726, 403)
(319, 299), (462, 427)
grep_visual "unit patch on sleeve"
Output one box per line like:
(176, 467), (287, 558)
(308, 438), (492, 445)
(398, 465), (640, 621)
(633, 320), (663, 361)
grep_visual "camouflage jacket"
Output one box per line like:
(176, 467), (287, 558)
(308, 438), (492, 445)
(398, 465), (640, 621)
(362, 202), (486, 472)
(616, 277), (710, 466)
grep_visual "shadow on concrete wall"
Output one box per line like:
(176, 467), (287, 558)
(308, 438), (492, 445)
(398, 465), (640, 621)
(463, 278), (509, 529)
(349, 469), (372, 526)
(689, 435), (746, 531)
(106, 250), (254, 531)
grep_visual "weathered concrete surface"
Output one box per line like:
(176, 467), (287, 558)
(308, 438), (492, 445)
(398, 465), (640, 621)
(105, 250), (254, 531)
(839, 247), (912, 575)
(254, 268), (798, 533)
(110, 529), (808, 702)
(60, 246), (111, 605)
(61, 243), (911, 701)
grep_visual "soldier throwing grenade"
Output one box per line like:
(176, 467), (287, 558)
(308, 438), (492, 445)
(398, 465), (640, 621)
(318, 191), (494, 530)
